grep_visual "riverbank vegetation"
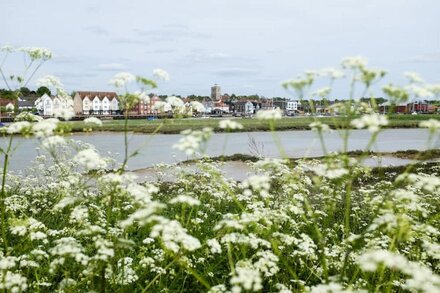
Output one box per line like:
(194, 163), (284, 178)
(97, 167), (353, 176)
(181, 149), (440, 164)
(56, 114), (440, 134)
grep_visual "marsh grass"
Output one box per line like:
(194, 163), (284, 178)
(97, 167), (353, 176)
(53, 114), (440, 134)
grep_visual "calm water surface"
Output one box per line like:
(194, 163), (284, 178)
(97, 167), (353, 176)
(0, 128), (433, 171)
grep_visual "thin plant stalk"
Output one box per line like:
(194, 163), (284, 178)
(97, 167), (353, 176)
(0, 135), (13, 253)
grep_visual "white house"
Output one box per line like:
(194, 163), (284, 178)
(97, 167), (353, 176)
(286, 100), (300, 112)
(102, 97), (110, 114)
(82, 96), (91, 114)
(92, 96), (101, 113)
(245, 101), (255, 114)
(40, 94), (53, 116)
(111, 97), (119, 112)
(73, 91), (119, 115)
(36, 93), (74, 116)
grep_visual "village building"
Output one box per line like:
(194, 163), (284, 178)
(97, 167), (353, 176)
(234, 100), (256, 115)
(35, 93), (74, 116)
(212, 99), (230, 114)
(73, 91), (119, 115)
(379, 101), (408, 114)
(286, 100), (300, 113)
(211, 84), (221, 101)
(0, 98), (16, 115)
(261, 99), (276, 111)
(407, 99), (429, 113)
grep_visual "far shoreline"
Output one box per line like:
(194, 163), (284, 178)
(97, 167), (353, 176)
(61, 114), (439, 135)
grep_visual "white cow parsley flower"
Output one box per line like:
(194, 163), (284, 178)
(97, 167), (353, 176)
(341, 56), (367, 69)
(230, 261), (263, 292)
(7, 121), (31, 134)
(190, 101), (205, 112)
(109, 72), (136, 88)
(74, 149), (107, 170)
(84, 117), (103, 127)
(169, 194), (201, 206)
(419, 119), (440, 131)
(256, 109), (283, 120)
(41, 135), (66, 149)
(33, 118), (59, 138)
(351, 113), (388, 133)
(309, 121), (331, 132)
(153, 68), (170, 81)
(166, 96), (184, 108)
(207, 239), (222, 254)
(173, 128), (213, 156)
(219, 119), (243, 130)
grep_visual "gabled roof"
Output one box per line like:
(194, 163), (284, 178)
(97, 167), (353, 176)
(0, 98), (16, 106)
(18, 100), (35, 107)
(76, 91), (118, 100)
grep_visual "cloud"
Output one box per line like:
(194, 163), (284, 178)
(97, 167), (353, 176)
(95, 63), (126, 71)
(83, 25), (110, 36)
(52, 55), (81, 64)
(410, 52), (440, 63)
(111, 37), (148, 45)
(145, 48), (177, 54)
(178, 51), (257, 67)
(133, 26), (211, 42)
(54, 72), (96, 78)
(213, 67), (259, 76)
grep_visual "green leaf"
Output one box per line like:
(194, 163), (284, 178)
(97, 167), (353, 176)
(136, 76), (157, 89)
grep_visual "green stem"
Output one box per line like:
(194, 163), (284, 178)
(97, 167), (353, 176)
(344, 180), (352, 237)
(120, 110), (129, 171)
(142, 256), (179, 292)
(227, 243), (235, 273)
(0, 67), (11, 90)
(302, 197), (329, 281)
(0, 135), (13, 254)
(318, 130), (328, 155)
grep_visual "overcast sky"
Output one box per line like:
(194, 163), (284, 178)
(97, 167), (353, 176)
(1, 0), (439, 98)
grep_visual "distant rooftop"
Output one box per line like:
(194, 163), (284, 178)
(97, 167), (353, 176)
(76, 91), (118, 99)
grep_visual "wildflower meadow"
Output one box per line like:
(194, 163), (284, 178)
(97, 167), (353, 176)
(0, 47), (439, 292)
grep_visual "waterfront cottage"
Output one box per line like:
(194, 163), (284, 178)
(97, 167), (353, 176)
(35, 93), (74, 116)
(73, 91), (119, 115)
(286, 100), (300, 112)
(0, 98), (16, 115)
(234, 100), (256, 115)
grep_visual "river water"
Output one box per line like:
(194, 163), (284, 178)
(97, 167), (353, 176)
(0, 128), (434, 171)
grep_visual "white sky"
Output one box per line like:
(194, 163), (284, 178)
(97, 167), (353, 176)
(1, 0), (440, 98)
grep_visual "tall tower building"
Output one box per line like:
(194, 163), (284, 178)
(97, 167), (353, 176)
(211, 84), (221, 101)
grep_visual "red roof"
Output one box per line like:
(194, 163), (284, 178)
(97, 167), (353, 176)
(0, 98), (16, 106)
(76, 91), (118, 100)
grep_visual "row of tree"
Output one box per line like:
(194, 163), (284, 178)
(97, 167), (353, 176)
(0, 86), (51, 100)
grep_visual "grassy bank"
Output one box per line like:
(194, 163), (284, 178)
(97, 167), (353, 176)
(60, 114), (440, 134)
(193, 149), (440, 163)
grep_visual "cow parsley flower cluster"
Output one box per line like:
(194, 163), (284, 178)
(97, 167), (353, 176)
(84, 117), (103, 127)
(219, 119), (244, 130)
(73, 148), (107, 170)
(309, 121), (331, 132)
(256, 109), (283, 120)
(419, 119), (440, 132)
(351, 113), (388, 133)
(173, 128), (213, 156)
(109, 72), (136, 88)
(153, 68), (170, 81)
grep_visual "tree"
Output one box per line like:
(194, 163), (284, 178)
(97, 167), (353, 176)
(19, 87), (31, 97)
(0, 89), (18, 100)
(37, 86), (51, 97)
